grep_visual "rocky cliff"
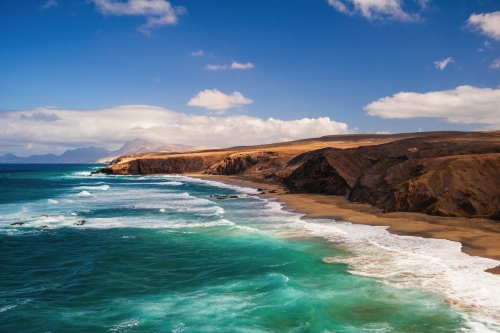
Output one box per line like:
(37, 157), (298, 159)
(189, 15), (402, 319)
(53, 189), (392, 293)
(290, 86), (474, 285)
(285, 132), (500, 220)
(96, 153), (230, 175)
(93, 131), (500, 220)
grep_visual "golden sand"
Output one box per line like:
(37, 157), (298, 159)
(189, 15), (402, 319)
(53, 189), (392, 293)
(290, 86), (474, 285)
(187, 173), (500, 274)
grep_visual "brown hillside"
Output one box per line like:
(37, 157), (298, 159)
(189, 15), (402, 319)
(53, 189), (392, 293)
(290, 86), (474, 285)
(94, 131), (500, 220)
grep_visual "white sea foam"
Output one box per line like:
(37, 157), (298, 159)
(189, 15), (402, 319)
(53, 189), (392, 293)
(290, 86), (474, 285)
(0, 305), (17, 313)
(70, 171), (93, 177)
(48, 199), (58, 204)
(164, 175), (259, 195)
(109, 181), (183, 187)
(233, 225), (259, 232)
(5, 172), (499, 330)
(131, 191), (225, 216)
(109, 319), (141, 332)
(75, 184), (110, 191)
(60, 217), (236, 230)
(247, 198), (500, 331)
(5, 201), (234, 230)
(38, 215), (63, 223)
(75, 191), (92, 197)
(177, 177), (500, 330)
(183, 219), (235, 228)
(268, 272), (289, 285)
(157, 181), (183, 186)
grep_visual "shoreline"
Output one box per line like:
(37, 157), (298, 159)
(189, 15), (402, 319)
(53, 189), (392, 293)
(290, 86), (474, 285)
(186, 173), (500, 275)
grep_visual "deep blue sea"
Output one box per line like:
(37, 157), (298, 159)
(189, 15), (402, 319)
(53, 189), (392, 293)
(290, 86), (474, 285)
(1, 164), (500, 332)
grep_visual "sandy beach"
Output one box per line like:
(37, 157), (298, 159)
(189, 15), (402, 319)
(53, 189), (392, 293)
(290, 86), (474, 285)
(188, 173), (500, 274)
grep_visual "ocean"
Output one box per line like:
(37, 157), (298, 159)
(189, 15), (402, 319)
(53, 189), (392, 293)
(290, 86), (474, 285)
(1, 164), (499, 332)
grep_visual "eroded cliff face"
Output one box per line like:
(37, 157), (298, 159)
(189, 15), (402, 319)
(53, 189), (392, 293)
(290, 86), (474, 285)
(97, 149), (301, 181)
(207, 154), (260, 175)
(96, 154), (229, 175)
(284, 149), (372, 195)
(285, 132), (500, 219)
(93, 131), (500, 220)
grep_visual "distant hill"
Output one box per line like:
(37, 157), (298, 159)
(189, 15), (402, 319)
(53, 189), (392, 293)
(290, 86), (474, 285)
(0, 139), (195, 164)
(98, 139), (194, 163)
(0, 147), (110, 163)
(57, 147), (111, 163)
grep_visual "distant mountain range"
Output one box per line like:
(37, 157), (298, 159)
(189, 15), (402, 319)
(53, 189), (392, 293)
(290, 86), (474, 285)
(0, 139), (195, 164)
(98, 139), (194, 163)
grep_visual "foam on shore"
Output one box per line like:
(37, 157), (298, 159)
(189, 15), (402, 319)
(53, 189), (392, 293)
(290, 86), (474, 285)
(3, 171), (499, 331)
(189, 177), (500, 331)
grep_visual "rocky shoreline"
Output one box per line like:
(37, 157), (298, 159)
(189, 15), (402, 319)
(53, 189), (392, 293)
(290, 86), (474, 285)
(93, 131), (500, 221)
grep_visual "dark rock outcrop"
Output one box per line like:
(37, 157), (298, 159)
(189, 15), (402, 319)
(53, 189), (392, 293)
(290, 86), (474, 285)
(285, 132), (500, 219)
(285, 150), (369, 195)
(74, 220), (86, 226)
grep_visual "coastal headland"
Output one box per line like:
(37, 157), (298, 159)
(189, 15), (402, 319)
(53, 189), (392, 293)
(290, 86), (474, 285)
(93, 130), (500, 271)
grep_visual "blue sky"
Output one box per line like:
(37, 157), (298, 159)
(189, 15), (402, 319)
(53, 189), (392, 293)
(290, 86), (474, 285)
(1, 0), (500, 155)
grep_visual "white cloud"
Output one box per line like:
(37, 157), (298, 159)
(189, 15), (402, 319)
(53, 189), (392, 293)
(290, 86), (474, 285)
(41, 0), (58, 10)
(206, 61), (255, 71)
(190, 50), (203, 56)
(206, 64), (227, 71)
(231, 61), (255, 70)
(491, 58), (500, 69)
(327, 0), (349, 13)
(91, 0), (186, 35)
(365, 85), (500, 126)
(415, 0), (430, 8)
(0, 105), (350, 155)
(434, 57), (454, 70)
(187, 89), (252, 111)
(327, 0), (420, 22)
(467, 12), (500, 41)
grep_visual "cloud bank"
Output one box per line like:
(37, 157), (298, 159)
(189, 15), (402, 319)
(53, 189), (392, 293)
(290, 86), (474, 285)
(187, 89), (253, 111)
(467, 12), (500, 40)
(327, 0), (424, 22)
(92, 0), (186, 35)
(365, 85), (500, 126)
(0, 105), (350, 155)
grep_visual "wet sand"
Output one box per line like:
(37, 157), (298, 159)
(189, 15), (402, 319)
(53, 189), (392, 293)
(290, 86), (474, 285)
(187, 173), (500, 274)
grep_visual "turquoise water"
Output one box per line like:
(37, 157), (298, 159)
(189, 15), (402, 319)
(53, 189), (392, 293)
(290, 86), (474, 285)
(1, 165), (499, 332)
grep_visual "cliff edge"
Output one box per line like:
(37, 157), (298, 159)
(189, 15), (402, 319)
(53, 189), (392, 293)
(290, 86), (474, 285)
(93, 131), (500, 220)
